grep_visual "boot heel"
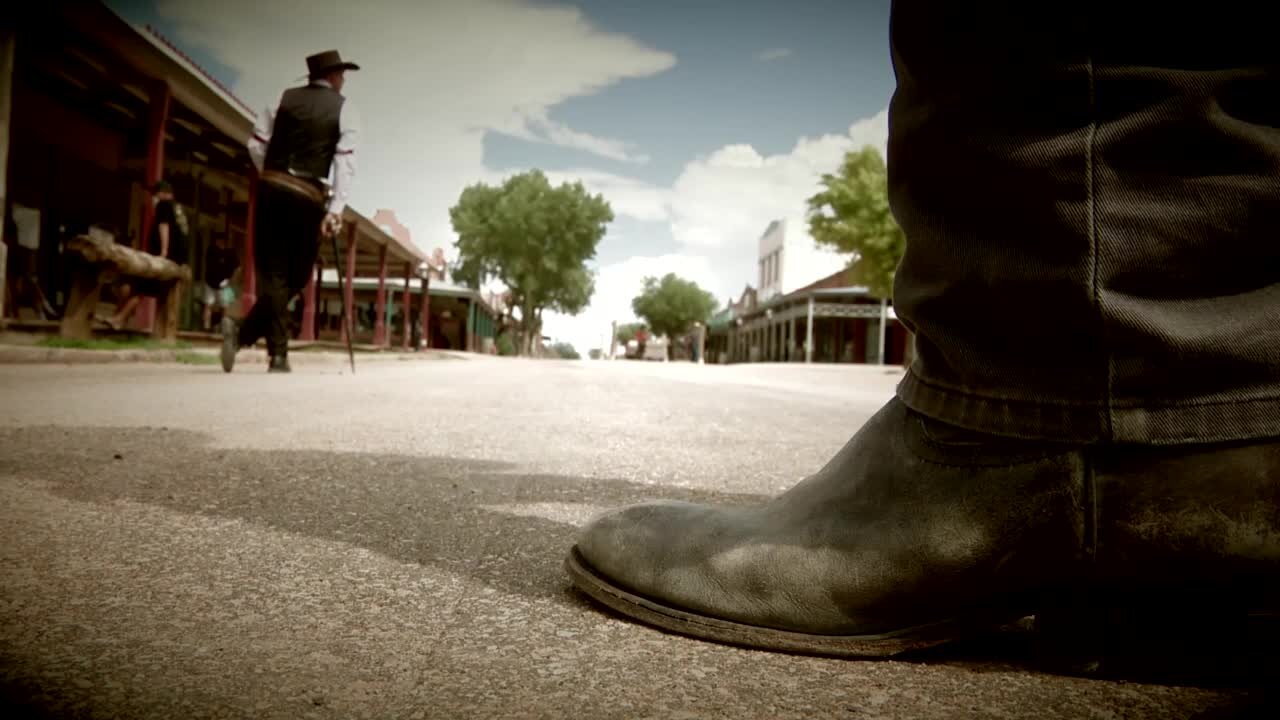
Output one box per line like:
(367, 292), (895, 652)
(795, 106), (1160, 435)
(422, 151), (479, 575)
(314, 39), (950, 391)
(1033, 586), (1280, 684)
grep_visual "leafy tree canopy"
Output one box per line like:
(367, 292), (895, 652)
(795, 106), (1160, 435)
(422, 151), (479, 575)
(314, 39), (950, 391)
(450, 170), (612, 354)
(806, 146), (905, 300)
(631, 273), (718, 347)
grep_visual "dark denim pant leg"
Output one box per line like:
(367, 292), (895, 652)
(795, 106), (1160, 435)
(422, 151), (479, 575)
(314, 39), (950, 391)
(886, 1), (1280, 445)
(239, 185), (324, 358)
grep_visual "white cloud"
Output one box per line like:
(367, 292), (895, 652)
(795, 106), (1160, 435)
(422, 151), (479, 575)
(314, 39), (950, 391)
(155, 0), (675, 255)
(541, 169), (671, 223)
(756, 48), (792, 62)
(495, 109), (651, 164)
(669, 108), (888, 252)
(549, 108), (888, 355)
(474, 165), (671, 225)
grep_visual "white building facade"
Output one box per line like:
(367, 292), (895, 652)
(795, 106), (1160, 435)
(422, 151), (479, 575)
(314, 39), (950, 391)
(755, 218), (852, 303)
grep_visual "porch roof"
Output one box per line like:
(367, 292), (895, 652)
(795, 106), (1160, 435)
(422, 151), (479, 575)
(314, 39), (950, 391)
(54, 3), (256, 147)
(316, 276), (498, 317)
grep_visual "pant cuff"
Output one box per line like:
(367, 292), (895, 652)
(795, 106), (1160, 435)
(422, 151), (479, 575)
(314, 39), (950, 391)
(897, 369), (1280, 445)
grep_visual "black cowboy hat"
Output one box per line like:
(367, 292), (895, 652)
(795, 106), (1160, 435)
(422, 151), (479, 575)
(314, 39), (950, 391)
(306, 50), (360, 79)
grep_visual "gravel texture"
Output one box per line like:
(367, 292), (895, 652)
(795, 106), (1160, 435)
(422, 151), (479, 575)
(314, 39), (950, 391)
(0, 358), (1271, 719)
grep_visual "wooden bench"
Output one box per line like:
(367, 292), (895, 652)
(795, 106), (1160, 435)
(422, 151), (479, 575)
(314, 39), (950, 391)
(59, 233), (192, 341)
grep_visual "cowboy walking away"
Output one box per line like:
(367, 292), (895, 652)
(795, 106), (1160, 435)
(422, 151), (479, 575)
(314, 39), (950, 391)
(222, 49), (361, 373)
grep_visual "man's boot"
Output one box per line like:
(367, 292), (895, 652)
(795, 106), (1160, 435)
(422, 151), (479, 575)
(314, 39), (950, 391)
(268, 354), (291, 373)
(565, 399), (1280, 675)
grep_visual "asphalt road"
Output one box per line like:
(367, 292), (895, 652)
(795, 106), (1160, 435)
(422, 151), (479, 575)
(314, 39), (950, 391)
(0, 357), (1270, 719)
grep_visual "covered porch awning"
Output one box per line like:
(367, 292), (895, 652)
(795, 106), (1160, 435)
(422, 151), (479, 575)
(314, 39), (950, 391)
(732, 287), (897, 331)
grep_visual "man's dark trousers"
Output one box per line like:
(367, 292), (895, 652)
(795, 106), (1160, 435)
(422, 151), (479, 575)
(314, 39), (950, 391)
(888, 1), (1280, 446)
(238, 182), (325, 358)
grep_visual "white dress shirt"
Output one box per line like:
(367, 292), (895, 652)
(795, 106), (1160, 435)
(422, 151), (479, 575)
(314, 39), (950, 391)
(247, 78), (360, 216)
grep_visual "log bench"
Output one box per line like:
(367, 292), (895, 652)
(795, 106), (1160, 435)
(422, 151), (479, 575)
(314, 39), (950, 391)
(59, 233), (192, 341)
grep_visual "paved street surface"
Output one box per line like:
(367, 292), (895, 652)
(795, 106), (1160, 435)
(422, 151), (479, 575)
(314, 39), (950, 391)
(0, 357), (1269, 718)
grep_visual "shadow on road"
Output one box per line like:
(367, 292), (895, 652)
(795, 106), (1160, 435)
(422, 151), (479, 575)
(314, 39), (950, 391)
(1, 424), (1275, 708)
(0, 425), (767, 610)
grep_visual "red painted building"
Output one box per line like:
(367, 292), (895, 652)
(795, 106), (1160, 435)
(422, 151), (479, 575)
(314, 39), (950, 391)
(3, 2), (435, 352)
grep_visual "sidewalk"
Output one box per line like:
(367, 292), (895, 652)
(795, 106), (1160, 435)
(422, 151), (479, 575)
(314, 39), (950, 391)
(0, 332), (474, 366)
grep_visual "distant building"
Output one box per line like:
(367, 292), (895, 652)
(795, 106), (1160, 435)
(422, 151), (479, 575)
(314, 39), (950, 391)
(372, 209), (412, 249)
(756, 219), (850, 303)
(704, 219), (908, 365)
(425, 248), (449, 282)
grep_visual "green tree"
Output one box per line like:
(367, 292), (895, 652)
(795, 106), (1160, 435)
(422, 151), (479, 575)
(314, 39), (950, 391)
(495, 333), (516, 357)
(588, 348), (603, 360)
(614, 322), (647, 344)
(550, 342), (580, 360)
(806, 146), (905, 300)
(450, 170), (612, 356)
(631, 273), (718, 360)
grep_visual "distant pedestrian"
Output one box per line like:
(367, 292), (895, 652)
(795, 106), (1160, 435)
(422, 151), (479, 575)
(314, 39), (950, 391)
(200, 235), (239, 330)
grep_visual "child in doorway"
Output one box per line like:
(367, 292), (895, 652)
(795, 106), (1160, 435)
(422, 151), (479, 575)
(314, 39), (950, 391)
(201, 234), (239, 330)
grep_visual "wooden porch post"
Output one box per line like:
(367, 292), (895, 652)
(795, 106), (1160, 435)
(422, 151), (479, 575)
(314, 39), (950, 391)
(778, 315), (788, 361)
(240, 173), (258, 316)
(419, 273), (430, 349)
(134, 79), (171, 332)
(465, 298), (475, 352)
(373, 244), (388, 346)
(877, 298), (888, 365)
(0, 29), (12, 322)
(805, 295), (815, 364)
(342, 224), (357, 344)
(300, 262), (317, 341)
(400, 261), (411, 350)
(836, 314), (845, 363)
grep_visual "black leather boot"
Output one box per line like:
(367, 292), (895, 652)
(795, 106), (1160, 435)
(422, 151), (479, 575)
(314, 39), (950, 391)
(566, 399), (1280, 675)
(268, 354), (291, 373)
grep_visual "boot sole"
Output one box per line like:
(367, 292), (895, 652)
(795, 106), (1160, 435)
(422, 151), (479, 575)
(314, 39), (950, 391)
(570, 547), (1280, 678)
(565, 546), (1008, 658)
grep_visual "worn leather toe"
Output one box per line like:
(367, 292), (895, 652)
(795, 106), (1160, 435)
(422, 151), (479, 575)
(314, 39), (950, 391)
(572, 399), (1088, 639)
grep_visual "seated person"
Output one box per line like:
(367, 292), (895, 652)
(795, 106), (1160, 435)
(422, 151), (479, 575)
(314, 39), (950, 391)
(104, 180), (189, 330)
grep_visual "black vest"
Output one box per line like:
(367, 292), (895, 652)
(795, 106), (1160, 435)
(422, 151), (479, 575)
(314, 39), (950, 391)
(263, 83), (344, 180)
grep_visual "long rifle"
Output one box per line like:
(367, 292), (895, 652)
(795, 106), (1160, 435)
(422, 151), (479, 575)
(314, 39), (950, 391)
(327, 225), (356, 374)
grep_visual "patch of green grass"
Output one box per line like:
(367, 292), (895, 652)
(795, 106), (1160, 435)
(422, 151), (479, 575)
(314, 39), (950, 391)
(174, 351), (219, 365)
(38, 336), (193, 351)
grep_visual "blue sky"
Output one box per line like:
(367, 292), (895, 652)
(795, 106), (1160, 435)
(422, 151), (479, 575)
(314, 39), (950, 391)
(107, 0), (896, 353)
(485, 0), (894, 181)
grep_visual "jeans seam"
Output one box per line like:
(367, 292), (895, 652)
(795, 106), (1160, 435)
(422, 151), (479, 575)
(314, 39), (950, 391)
(1084, 34), (1111, 442)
